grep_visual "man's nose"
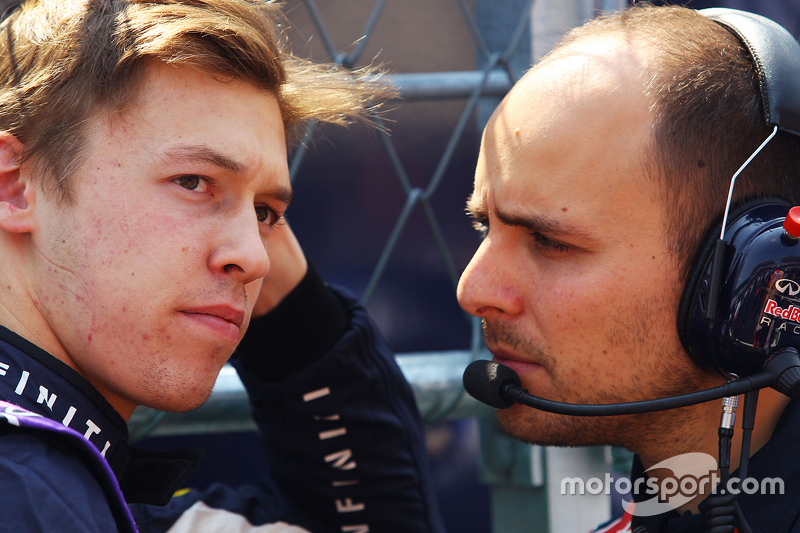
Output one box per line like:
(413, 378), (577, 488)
(209, 208), (270, 284)
(457, 235), (524, 319)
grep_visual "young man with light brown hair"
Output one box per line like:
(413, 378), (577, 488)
(0, 1), (443, 532)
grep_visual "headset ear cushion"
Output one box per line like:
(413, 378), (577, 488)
(676, 219), (722, 356)
(676, 196), (789, 366)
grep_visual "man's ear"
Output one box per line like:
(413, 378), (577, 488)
(0, 132), (35, 234)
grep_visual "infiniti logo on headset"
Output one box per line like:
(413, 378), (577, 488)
(775, 279), (800, 296)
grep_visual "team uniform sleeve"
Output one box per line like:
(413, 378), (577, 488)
(229, 262), (445, 533)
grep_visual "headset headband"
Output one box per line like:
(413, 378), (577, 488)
(701, 8), (800, 137)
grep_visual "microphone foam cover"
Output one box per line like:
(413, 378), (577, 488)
(463, 360), (521, 409)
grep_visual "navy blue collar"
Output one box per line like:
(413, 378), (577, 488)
(0, 325), (202, 505)
(0, 325), (128, 458)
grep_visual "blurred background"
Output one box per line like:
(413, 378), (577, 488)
(133, 1), (800, 531)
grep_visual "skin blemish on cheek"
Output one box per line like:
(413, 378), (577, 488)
(514, 129), (520, 136)
(142, 332), (150, 340)
(87, 333), (92, 342)
(561, 207), (568, 212)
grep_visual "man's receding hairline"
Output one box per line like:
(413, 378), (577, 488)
(534, 32), (670, 196)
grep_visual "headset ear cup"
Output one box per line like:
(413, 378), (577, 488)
(677, 197), (789, 375)
(677, 219), (725, 372)
(677, 220), (722, 363)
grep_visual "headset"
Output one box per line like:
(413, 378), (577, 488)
(678, 8), (800, 380)
(463, 8), (800, 532)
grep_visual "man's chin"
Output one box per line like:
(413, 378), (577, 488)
(140, 384), (216, 414)
(495, 405), (557, 445)
(495, 405), (622, 448)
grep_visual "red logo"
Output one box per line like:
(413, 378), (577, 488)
(763, 299), (800, 322)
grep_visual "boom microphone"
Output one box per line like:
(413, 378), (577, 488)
(463, 349), (800, 416)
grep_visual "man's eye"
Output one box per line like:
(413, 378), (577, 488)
(174, 175), (206, 192)
(533, 233), (570, 253)
(255, 205), (278, 225)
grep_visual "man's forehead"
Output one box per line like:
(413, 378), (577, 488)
(484, 43), (652, 163)
(75, 62), (292, 200)
(103, 61), (284, 131)
(470, 40), (658, 231)
(507, 43), (649, 122)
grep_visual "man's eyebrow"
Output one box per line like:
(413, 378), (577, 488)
(160, 145), (245, 174)
(494, 207), (599, 243)
(159, 144), (293, 205)
(271, 185), (293, 206)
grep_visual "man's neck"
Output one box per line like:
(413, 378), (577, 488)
(0, 271), (142, 422)
(0, 241), (75, 372)
(0, 287), (71, 367)
(636, 388), (790, 514)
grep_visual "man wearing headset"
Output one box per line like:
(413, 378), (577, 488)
(455, 4), (800, 531)
(0, 1), (443, 532)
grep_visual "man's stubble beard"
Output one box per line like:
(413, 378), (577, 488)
(484, 305), (711, 453)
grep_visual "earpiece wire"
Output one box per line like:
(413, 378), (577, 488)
(719, 126), (779, 239)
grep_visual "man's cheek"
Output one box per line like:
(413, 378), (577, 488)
(538, 283), (597, 329)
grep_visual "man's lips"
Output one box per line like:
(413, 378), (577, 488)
(179, 305), (245, 343)
(489, 347), (544, 377)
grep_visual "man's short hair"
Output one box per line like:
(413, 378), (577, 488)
(0, 0), (385, 201)
(544, 4), (800, 280)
